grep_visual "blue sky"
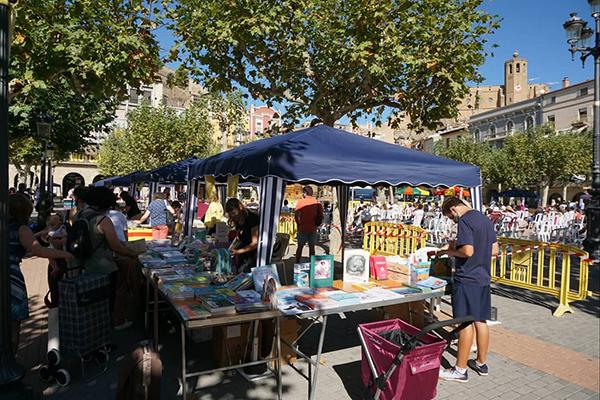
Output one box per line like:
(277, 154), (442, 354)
(478, 0), (593, 88)
(157, 0), (595, 105)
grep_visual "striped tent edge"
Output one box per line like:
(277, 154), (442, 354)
(257, 176), (286, 267)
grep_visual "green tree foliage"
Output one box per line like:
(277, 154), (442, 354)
(438, 126), (592, 205)
(9, 79), (119, 163)
(98, 101), (219, 176)
(10, 0), (161, 100)
(435, 137), (494, 183)
(168, 0), (499, 130)
(8, 0), (162, 175)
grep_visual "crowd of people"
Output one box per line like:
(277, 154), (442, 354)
(348, 196), (587, 244)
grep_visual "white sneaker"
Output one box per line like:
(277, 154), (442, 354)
(439, 367), (469, 382)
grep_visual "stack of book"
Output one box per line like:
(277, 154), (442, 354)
(160, 251), (187, 265)
(223, 273), (253, 291)
(197, 293), (236, 315)
(174, 303), (211, 320)
(233, 290), (272, 313)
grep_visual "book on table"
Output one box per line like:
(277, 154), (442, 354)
(294, 293), (338, 310)
(197, 294), (236, 315)
(175, 303), (211, 320)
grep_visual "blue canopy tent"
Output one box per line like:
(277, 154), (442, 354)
(498, 189), (538, 198)
(188, 125), (482, 267)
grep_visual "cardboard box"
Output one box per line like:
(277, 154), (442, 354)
(381, 300), (426, 329)
(279, 318), (298, 365)
(213, 322), (255, 367)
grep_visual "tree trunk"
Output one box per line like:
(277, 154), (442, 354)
(541, 185), (550, 207)
(562, 185), (568, 203)
(389, 187), (395, 204)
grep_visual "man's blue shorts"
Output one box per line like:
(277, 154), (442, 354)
(452, 282), (491, 322)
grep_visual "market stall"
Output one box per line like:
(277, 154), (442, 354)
(189, 124), (482, 268)
(184, 124), (482, 399)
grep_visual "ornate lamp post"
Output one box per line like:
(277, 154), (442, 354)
(564, 1), (600, 262)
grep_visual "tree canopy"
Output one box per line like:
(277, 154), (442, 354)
(168, 0), (499, 130)
(97, 97), (226, 176)
(437, 126), (592, 205)
(8, 0), (163, 172)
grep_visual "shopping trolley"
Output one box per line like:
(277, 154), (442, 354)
(358, 316), (474, 400)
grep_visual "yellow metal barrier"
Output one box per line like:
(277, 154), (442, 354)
(278, 212), (297, 244)
(493, 237), (591, 317)
(362, 222), (428, 257)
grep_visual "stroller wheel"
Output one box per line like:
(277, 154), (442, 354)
(47, 348), (61, 366)
(55, 369), (71, 387)
(39, 365), (52, 382)
(94, 349), (109, 365)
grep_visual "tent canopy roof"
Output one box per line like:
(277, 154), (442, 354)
(147, 157), (198, 183)
(190, 125), (480, 187)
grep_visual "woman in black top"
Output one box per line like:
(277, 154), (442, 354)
(225, 198), (259, 272)
(120, 191), (141, 220)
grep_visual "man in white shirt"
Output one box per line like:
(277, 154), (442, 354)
(412, 204), (425, 227)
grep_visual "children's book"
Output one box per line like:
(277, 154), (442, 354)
(293, 263), (311, 287)
(251, 264), (280, 293)
(310, 255), (334, 288)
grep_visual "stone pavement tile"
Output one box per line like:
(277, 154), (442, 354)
(567, 390), (599, 400)
(489, 293), (600, 359)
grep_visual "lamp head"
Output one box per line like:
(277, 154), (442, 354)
(564, 13), (586, 44)
(589, 0), (600, 16)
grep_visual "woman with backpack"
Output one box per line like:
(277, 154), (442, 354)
(73, 187), (142, 329)
(8, 193), (74, 353)
(137, 192), (176, 240)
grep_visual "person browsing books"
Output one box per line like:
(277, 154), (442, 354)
(226, 198), (259, 272)
(437, 197), (498, 383)
(294, 186), (323, 263)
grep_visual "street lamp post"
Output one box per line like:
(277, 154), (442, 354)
(564, 1), (600, 262)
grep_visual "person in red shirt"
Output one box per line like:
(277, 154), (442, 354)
(294, 186), (324, 263)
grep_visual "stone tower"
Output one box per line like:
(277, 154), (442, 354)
(504, 50), (529, 105)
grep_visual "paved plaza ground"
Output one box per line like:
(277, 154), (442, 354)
(12, 254), (600, 400)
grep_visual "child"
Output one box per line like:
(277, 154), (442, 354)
(41, 215), (69, 308)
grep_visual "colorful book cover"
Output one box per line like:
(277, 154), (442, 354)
(416, 277), (447, 290)
(370, 256), (388, 280)
(343, 249), (370, 283)
(310, 254), (334, 288)
(251, 264), (280, 293)
(175, 303), (211, 320)
(324, 291), (360, 304)
(294, 293), (337, 310)
(293, 263), (311, 287)
(224, 273), (253, 291)
(198, 294), (236, 313)
(390, 286), (422, 295)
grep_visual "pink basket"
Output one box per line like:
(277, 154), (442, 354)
(358, 319), (446, 400)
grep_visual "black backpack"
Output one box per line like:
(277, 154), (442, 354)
(67, 210), (103, 261)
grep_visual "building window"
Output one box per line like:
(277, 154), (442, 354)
(474, 129), (481, 141)
(579, 108), (588, 123)
(255, 119), (264, 133)
(489, 124), (496, 137)
(547, 96), (556, 105)
(524, 116), (535, 130)
(128, 88), (139, 105)
(509, 64), (513, 74)
(579, 87), (589, 97)
(547, 115), (556, 127)
(506, 120), (514, 134)
(516, 63), (520, 73)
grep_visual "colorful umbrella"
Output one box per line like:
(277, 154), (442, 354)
(396, 186), (430, 196)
